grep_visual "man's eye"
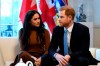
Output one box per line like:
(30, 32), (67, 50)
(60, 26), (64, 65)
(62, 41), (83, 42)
(60, 16), (63, 18)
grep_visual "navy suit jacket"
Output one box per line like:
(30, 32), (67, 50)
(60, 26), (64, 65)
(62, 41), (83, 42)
(49, 22), (99, 65)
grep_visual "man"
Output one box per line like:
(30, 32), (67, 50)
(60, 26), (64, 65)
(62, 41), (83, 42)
(49, 6), (99, 66)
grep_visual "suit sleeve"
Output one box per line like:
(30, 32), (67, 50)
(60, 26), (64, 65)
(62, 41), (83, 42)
(70, 26), (90, 57)
(49, 27), (59, 58)
(41, 29), (50, 59)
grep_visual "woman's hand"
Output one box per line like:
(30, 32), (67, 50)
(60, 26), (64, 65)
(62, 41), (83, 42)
(35, 57), (41, 66)
(31, 56), (37, 60)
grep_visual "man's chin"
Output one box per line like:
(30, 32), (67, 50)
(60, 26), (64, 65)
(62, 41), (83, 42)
(59, 24), (63, 27)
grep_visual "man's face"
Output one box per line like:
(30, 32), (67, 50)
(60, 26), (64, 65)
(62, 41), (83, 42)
(58, 10), (72, 27)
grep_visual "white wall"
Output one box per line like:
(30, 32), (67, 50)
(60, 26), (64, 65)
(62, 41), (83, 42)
(93, 0), (100, 26)
(68, 0), (100, 48)
(68, 0), (100, 26)
(94, 27), (100, 48)
(80, 22), (93, 47)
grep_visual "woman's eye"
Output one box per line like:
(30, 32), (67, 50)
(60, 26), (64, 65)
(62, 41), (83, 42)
(33, 18), (40, 20)
(33, 18), (37, 20)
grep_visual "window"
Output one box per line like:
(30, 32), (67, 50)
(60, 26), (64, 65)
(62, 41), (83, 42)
(0, 0), (22, 37)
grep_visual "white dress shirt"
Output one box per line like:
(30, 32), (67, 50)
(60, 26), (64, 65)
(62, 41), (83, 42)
(66, 23), (74, 47)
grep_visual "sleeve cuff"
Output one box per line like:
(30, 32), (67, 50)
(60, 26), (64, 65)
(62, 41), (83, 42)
(54, 53), (58, 58)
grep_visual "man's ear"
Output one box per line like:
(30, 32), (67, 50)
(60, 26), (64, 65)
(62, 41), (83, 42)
(69, 15), (72, 19)
(68, 15), (73, 20)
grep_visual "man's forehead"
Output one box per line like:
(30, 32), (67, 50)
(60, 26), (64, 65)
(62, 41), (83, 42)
(58, 10), (65, 15)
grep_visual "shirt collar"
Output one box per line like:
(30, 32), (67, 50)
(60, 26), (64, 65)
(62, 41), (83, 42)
(64, 23), (74, 33)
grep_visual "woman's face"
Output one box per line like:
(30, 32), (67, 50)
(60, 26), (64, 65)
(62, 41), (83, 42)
(30, 13), (40, 27)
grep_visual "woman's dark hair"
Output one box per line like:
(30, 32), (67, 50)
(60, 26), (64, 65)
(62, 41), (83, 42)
(21, 10), (45, 50)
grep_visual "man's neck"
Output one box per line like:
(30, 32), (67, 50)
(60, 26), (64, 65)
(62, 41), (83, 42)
(66, 21), (74, 29)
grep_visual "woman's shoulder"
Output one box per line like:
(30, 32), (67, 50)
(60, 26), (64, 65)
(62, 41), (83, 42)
(44, 28), (49, 33)
(43, 28), (50, 35)
(19, 28), (23, 31)
(19, 28), (23, 34)
(43, 28), (50, 38)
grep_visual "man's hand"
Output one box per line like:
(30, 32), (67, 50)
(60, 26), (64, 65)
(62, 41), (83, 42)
(64, 55), (70, 62)
(55, 53), (69, 66)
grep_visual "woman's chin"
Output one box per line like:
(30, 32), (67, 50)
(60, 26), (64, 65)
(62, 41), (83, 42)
(34, 25), (40, 27)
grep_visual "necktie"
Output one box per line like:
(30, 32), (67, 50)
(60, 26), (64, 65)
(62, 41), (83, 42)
(64, 29), (70, 66)
(64, 29), (68, 55)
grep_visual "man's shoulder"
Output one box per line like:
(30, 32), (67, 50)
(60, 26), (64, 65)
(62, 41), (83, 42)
(74, 22), (89, 29)
(53, 26), (64, 33)
(54, 26), (63, 30)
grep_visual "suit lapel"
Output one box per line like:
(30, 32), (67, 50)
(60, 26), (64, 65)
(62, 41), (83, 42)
(70, 23), (78, 48)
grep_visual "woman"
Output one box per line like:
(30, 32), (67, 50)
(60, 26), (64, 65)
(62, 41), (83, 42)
(10, 10), (51, 66)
